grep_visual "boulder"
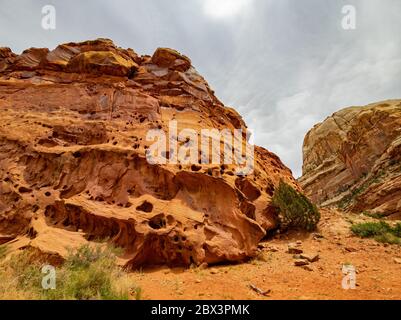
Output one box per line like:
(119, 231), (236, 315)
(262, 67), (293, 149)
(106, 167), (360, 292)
(12, 47), (49, 71)
(66, 51), (138, 77)
(151, 47), (191, 71)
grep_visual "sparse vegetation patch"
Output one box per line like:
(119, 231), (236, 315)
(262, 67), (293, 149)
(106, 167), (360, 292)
(0, 245), (139, 300)
(351, 221), (401, 245)
(272, 180), (320, 232)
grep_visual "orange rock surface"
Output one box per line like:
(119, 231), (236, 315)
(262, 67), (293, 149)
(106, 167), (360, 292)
(0, 39), (299, 268)
(299, 100), (401, 219)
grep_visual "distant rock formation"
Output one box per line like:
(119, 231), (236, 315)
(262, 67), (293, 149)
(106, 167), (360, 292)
(299, 100), (401, 219)
(0, 39), (299, 268)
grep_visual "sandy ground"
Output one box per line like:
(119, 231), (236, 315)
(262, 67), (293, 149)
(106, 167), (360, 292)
(129, 209), (401, 300)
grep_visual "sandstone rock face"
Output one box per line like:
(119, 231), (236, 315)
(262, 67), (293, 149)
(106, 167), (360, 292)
(299, 100), (401, 219)
(66, 51), (138, 77)
(0, 39), (299, 268)
(0, 48), (16, 72)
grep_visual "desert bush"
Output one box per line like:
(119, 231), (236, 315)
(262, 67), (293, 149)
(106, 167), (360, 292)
(272, 180), (320, 231)
(0, 244), (138, 300)
(375, 233), (401, 245)
(351, 221), (401, 245)
(351, 221), (392, 238)
(393, 223), (401, 238)
(44, 245), (129, 300)
(8, 249), (43, 290)
(0, 248), (40, 299)
(361, 211), (386, 219)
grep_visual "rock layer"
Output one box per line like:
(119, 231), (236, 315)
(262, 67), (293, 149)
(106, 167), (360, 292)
(0, 39), (299, 268)
(299, 100), (401, 219)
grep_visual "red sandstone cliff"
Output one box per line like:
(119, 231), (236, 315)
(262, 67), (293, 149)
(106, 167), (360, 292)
(0, 39), (300, 268)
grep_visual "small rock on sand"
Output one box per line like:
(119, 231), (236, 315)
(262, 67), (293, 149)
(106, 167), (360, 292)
(300, 253), (320, 263)
(198, 262), (208, 269)
(294, 259), (309, 266)
(393, 258), (401, 264)
(288, 245), (303, 254)
(302, 265), (314, 272)
(210, 268), (219, 274)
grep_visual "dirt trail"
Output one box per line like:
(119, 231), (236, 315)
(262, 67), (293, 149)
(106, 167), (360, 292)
(130, 209), (401, 300)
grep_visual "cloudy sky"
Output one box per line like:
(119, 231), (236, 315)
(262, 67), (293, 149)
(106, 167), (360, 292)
(1, 0), (401, 177)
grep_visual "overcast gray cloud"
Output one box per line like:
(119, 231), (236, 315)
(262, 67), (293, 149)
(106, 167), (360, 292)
(1, 0), (400, 177)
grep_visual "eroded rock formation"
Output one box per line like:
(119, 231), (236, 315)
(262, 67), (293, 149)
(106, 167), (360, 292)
(299, 100), (401, 219)
(0, 39), (299, 268)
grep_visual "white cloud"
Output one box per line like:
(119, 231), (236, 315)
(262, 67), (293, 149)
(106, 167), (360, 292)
(202, 0), (253, 19)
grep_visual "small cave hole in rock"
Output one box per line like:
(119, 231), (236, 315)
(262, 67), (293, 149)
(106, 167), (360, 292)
(62, 218), (70, 227)
(148, 214), (167, 230)
(191, 164), (202, 172)
(72, 151), (82, 158)
(18, 186), (32, 193)
(27, 227), (37, 239)
(44, 191), (51, 197)
(136, 200), (153, 213)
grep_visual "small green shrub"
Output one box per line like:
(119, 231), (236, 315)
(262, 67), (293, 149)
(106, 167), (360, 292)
(375, 233), (401, 245)
(361, 211), (386, 219)
(44, 245), (130, 300)
(272, 180), (320, 231)
(0, 248), (46, 299)
(64, 244), (121, 270)
(393, 223), (401, 237)
(351, 221), (392, 238)
(8, 250), (43, 290)
(351, 221), (401, 245)
(0, 244), (137, 300)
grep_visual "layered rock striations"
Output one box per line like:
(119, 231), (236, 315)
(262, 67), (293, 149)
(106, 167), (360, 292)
(0, 39), (299, 268)
(299, 100), (401, 219)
